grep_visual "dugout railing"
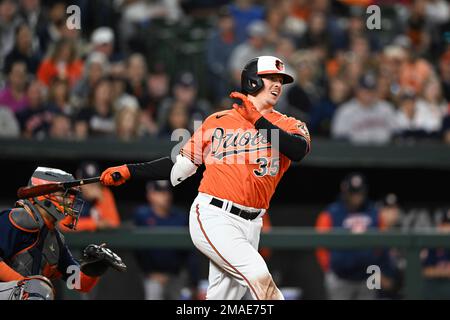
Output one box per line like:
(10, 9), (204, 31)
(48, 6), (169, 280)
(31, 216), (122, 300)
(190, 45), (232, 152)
(65, 227), (450, 300)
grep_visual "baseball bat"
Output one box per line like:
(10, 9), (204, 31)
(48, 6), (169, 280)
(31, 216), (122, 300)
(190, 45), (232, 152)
(17, 172), (122, 199)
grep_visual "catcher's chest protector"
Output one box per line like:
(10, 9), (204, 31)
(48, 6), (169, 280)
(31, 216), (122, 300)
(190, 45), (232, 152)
(9, 203), (64, 279)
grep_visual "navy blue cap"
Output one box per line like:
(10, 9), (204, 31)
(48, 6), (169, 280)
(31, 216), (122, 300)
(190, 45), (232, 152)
(146, 180), (171, 192)
(76, 161), (100, 179)
(358, 73), (377, 90)
(341, 172), (367, 193)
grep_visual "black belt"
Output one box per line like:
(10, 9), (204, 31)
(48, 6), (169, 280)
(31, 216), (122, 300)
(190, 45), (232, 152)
(209, 197), (261, 220)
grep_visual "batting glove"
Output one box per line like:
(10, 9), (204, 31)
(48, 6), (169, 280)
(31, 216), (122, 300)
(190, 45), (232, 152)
(230, 91), (263, 125)
(100, 165), (130, 186)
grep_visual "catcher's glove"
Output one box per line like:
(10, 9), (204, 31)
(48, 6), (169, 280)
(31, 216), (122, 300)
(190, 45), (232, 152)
(80, 244), (127, 277)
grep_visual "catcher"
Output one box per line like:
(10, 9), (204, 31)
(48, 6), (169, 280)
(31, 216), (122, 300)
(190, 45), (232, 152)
(0, 167), (126, 300)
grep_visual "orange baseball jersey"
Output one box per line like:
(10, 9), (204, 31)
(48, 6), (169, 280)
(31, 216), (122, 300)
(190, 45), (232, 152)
(180, 108), (311, 209)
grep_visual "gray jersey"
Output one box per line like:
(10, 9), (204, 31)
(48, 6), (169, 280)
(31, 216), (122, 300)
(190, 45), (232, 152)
(331, 98), (396, 145)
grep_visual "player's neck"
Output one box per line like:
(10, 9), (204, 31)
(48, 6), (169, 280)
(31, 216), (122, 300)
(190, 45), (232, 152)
(247, 95), (273, 115)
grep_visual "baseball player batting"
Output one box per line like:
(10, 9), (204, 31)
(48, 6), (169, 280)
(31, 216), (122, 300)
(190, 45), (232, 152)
(101, 56), (311, 300)
(0, 167), (126, 300)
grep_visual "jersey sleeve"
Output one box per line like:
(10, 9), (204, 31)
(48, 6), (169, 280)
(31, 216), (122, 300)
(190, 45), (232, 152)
(180, 116), (212, 166)
(285, 118), (311, 152)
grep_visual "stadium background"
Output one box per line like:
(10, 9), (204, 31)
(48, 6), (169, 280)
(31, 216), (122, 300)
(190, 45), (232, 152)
(0, 0), (449, 299)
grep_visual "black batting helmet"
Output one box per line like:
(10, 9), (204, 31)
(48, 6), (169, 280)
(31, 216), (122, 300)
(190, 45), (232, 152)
(241, 56), (294, 95)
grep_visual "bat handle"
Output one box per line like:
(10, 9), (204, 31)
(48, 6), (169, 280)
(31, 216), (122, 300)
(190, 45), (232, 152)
(112, 172), (122, 182)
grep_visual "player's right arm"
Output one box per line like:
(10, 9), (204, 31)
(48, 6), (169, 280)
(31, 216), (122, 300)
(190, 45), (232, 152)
(100, 117), (210, 187)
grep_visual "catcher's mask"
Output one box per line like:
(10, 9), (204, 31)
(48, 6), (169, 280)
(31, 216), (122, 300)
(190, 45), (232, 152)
(29, 167), (84, 229)
(241, 56), (294, 95)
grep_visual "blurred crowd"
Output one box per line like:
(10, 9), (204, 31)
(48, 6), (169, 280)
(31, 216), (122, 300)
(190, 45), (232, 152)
(0, 0), (449, 145)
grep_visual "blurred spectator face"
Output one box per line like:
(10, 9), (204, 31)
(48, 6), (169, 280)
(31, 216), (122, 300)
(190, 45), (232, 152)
(276, 38), (295, 60)
(147, 187), (172, 215)
(174, 84), (196, 105)
(91, 27), (115, 57)
(55, 41), (74, 63)
(127, 54), (147, 83)
(351, 36), (370, 60)
(50, 79), (69, 105)
(439, 209), (450, 233)
(20, 0), (40, 12)
(249, 34), (266, 49)
(422, 78), (442, 103)
(27, 80), (44, 109)
(49, 2), (66, 27)
(439, 54), (450, 80)
(348, 16), (364, 34)
(88, 62), (105, 85)
(16, 24), (32, 51)
(309, 12), (326, 35)
(357, 87), (376, 107)
(218, 14), (234, 32)
(9, 61), (27, 90)
(329, 77), (349, 103)
(147, 73), (169, 98)
(167, 102), (189, 130)
(247, 21), (268, 49)
(93, 79), (112, 115)
(267, 9), (284, 30)
(115, 106), (140, 141)
(49, 114), (71, 139)
(110, 77), (127, 101)
(0, 0), (17, 22)
(344, 191), (366, 211)
(399, 93), (416, 119)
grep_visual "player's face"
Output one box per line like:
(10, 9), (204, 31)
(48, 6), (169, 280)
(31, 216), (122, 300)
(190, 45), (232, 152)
(258, 74), (284, 107)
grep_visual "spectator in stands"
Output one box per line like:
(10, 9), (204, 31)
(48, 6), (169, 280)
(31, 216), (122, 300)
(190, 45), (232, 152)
(158, 100), (190, 138)
(0, 0), (22, 69)
(37, 1), (67, 52)
(439, 50), (450, 102)
(394, 90), (435, 141)
(422, 207), (450, 299)
(298, 11), (330, 52)
(46, 78), (73, 116)
(206, 6), (239, 103)
(0, 60), (29, 113)
(72, 52), (109, 109)
(285, 50), (321, 122)
(415, 77), (447, 132)
(74, 77), (115, 139)
(228, 0), (265, 43)
(59, 161), (121, 232)
(309, 76), (351, 137)
(15, 79), (52, 139)
(158, 72), (211, 132)
(115, 95), (143, 142)
(228, 20), (274, 87)
(396, 35), (435, 94)
(125, 53), (149, 108)
(89, 26), (122, 64)
(18, 0), (48, 44)
(47, 112), (72, 140)
(4, 23), (42, 75)
(134, 180), (199, 300)
(140, 63), (169, 135)
(0, 105), (20, 137)
(315, 172), (394, 300)
(37, 38), (84, 88)
(331, 73), (396, 145)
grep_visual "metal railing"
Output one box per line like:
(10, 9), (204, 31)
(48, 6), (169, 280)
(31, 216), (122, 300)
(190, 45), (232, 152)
(65, 227), (450, 299)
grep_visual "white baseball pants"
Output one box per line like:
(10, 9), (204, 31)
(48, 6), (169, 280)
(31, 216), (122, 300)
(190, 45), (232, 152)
(189, 192), (284, 300)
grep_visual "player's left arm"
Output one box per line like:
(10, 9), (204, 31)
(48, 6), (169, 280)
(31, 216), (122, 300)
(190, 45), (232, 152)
(254, 117), (311, 162)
